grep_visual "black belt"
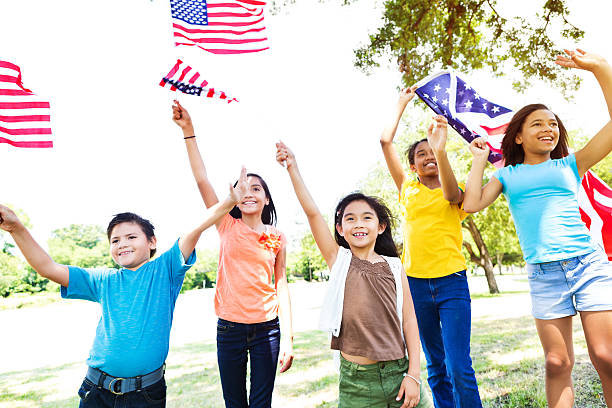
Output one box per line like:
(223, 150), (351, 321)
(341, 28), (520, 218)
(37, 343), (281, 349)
(86, 364), (165, 395)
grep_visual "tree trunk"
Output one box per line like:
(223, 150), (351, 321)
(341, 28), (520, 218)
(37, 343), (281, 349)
(462, 217), (500, 294)
(496, 253), (504, 275)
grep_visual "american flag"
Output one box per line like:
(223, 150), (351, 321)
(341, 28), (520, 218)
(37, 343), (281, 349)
(414, 69), (612, 260)
(0, 60), (52, 148)
(170, 0), (269, 55)
(160, 59), (238, 103)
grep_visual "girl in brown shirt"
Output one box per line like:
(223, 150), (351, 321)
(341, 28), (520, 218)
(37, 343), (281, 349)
(277, 142), (432, 408)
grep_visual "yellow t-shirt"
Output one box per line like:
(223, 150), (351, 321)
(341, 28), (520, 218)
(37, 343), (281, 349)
(399, 179), (468, 278)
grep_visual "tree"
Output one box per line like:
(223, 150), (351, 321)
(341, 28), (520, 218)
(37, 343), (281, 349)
(182, 249), (219, 291)
(48, 224), (114, 268)
(351, 0), (584, 95)
(292, 230), (328, 281)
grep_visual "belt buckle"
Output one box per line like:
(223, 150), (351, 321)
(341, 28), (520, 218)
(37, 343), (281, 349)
(109, 377), (125, 395)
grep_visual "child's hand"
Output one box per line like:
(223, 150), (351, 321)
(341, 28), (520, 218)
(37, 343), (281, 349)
(278, 339), (294, 373)
(0, 205), (22, 233)
(555, 49), (609, 73)
(398, 85), (418, 106)
(275, 141), (296, 170)
(396, 375), (420, 408)
(229, 167), (248, 203)
(172, 100), (194, 132)
(469, 137), (490, 160)
(427, 115), (448, 153)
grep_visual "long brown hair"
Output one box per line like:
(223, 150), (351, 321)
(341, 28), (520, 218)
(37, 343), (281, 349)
(501, 104), (569, 166)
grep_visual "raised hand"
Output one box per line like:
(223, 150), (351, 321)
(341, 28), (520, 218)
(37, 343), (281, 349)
(172, 99), (194, 133)
(229, 166), (248, 203)
(0, 204), (22, 233)
(275, 141), (296, 170)
(555, 49), (609, 72)
(398, 85), (419, 106)
(427, 115), (448, 153)
(469, 137), (490, 160)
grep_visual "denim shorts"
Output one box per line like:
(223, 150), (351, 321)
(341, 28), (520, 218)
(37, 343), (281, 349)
(526, 248), (612, 320)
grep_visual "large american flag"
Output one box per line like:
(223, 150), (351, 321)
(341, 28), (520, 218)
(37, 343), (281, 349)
(160, 59), (238, 103)
(0, 61), (52, 148)
(170, 0), (269, 55)
(415, 70), (612, 260)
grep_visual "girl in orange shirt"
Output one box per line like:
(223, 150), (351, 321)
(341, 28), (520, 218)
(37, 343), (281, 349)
(172, 101), (293, 408)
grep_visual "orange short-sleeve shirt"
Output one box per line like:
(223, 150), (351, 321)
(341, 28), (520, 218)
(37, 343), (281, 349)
(214, 214), (286, 324)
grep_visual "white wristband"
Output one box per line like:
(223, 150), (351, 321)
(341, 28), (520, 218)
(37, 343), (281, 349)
(403, 373), (421, 386)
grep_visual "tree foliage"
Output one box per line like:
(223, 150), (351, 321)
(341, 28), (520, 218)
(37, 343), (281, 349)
(48, 224), (115, 268)
(353, 0), (584, 95)
(182, 249), (219, 291)
(291, 230), (328, 281)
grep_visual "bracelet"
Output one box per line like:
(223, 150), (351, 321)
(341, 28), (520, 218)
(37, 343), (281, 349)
(184, 135), (196, 140)
(403, 373), (421, 386)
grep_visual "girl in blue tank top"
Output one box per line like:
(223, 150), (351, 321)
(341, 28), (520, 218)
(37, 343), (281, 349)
(464, 49), (612, 407)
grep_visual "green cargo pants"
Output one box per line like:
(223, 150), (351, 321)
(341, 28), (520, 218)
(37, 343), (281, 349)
(339, 355), (433, 408)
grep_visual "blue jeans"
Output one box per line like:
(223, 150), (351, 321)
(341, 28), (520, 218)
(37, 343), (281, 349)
(408, 272), (482, 408)
(77, 377), (166, 407)
(217, 317), (281, 408)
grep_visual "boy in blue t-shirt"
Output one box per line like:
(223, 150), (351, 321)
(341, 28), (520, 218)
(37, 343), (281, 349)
(0, 168), (248, 407)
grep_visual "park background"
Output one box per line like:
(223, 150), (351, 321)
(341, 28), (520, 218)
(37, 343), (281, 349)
(1, 0), (612, 406)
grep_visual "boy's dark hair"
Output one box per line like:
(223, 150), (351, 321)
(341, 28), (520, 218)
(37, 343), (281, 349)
(106, 212), (157, 257)
(406, 138), (428, 165)
(229, 173), (278, 226)
(501, 103), (569, 167)
(334, 192), (399, 258)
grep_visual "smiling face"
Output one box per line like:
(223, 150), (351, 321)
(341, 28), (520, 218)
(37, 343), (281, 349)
(109, 222), (157, 270)
(409, 140), (438, 177)
(236, 176), (269, 217)
(515, 109), (560, 157)
(336, 200), (386, 251)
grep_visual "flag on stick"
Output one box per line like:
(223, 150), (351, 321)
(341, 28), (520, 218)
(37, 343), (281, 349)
(414, 69), (612, 260)
(160, 59), (238, 103)
(0, 60), (52, 148)
(170, 0), (269, 55)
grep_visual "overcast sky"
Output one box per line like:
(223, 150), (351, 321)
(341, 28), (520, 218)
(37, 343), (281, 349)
(1, 0), (611, 252)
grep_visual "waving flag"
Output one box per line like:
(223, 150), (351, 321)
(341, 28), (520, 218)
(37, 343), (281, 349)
(170, 0), (269, 55)
(0, 61), (52, 148)
(415, 69), (612, 260)
(160, 59), (238, 103)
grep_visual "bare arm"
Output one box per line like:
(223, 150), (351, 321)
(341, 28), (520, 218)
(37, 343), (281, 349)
(178, 168), (246, 260)
(276, 142), (339, 268)
(380, 87), (416, 191)
(172, 100), (221, 223)
(0, 205), (68, 286)
(427, 115), (463, 204)
(396, 272), (421, 407)
(463, 138), (503, 213)
(274, 246), (294, 373)
(558, 50), (612, 176)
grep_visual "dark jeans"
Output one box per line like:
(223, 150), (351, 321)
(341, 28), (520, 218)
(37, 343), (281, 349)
(77, 377), (166, 407)
(217, 317), (281, 408)
(408, 271), (482, 408)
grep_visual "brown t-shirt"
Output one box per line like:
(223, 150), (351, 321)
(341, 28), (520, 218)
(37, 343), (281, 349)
(330, 255), (406, 361)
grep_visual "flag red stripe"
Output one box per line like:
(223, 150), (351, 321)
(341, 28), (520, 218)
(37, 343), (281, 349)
(208, 11), (262, 18)
(188, 72), (200, 84)
(481, 124), (508, 135)
(235, 0), (266, 5)
(175, 42), (270, 54)
(0, 114), (50, 122)
(0, 136), (52, 148)
(0, 101), (50, 109)
(0, 89), (32, 96)
(173, 22), (265, 35)
(0, 61), (20, 71)
(207, 3), (258, 11)
(174, 33), (266, 44)
(0, 125), (52, 135)
(0, 75), (19, 83)
(206, 16), (265, 27)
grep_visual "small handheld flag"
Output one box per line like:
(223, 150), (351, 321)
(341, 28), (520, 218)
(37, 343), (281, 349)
(0, 61), (52, 148)
(160, 59), (238, 103)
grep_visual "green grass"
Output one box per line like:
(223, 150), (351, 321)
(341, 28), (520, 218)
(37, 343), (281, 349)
(0, 291), (61, 311)
(0, 294), (607, 407)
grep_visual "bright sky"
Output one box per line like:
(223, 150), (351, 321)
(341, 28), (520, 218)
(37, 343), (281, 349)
(1, 0), (611, 252)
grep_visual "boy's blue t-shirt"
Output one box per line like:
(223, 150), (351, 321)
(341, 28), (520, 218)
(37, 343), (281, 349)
(494, 154), (596, 264)
(61, 240), (195, 377)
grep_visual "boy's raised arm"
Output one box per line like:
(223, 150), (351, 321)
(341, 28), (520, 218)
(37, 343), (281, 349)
(427, 115), (463, 204)
(276, 141), (339, 269)
(0, 205), (69, 287)
(177, 167), (247, 260)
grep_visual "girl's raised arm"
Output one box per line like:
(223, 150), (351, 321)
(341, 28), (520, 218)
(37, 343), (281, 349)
(172, 100), (221, 220)
(463, 138), (503, 213)
(380, 87), (416, 192)
(559, 50), (612, 177)
(276, 142), (339, 268)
